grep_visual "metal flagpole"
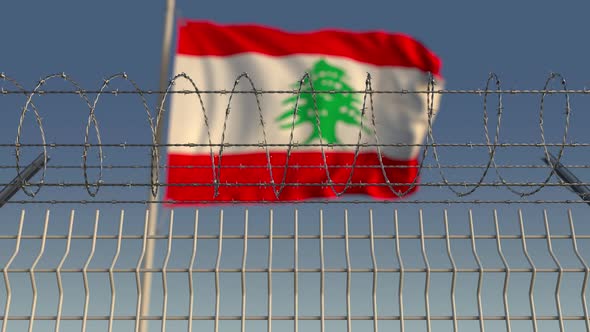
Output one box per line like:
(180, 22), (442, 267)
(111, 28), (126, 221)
(141, 0), (176, 330)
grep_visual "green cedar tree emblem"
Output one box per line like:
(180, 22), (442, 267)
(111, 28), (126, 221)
(275, 59), (369, 144)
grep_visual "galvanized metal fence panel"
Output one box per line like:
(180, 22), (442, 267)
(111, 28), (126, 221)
(1, 208), (590, 332)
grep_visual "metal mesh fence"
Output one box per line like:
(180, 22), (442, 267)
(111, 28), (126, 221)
(2, 207), (590, 332)
(1, 73), (590, 331)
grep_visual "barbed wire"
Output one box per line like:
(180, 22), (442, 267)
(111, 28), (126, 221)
(3, 89), (590, 95)
(1, 71), (587, 203)
(1, 163), (590, 169)
(3, 200), (590, 205)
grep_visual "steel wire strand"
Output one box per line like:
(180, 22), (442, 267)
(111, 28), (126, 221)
(1, 72), (588, 202)
(430, 73), (501, 196)
(2, 74), (48, 197)
(493, 73), (571, 197)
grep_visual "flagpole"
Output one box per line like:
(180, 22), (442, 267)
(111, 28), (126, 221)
(141, 0), (176, 330)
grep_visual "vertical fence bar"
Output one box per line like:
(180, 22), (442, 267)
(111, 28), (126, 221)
(214, 210), (224, 332)
(2, 210), (25, 332)
(55, 210), (74, 332)
(136, 211), (150, 332)
(568, 210), (590, 332)
(369, 210), (379, 332)
(82, 211), (99, 332)
(108, 211), (124, 332)
(394, 210), (404, 332)
(319, 209), (325, 332)
(519, 210), (538, 332)
(241, 210), (248, 332)
(28, 210), (50, 332)
(494, 210), (511, 332)
(419, 210), (431, 332)
(469, 210), (485, 332)
(443, 210), (458, 332)
(161, 211), (174, 332)
(543, 210), (564, 332)
(344, 210), (352, 332)
(294, 209), (299, 332)
(268, 209), (273, 332)
(188, 210), (198, 332)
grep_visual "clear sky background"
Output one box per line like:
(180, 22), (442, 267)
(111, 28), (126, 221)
(1, 0), (589, 204)
(3, 1), (590, 87)
(1, 1), (590, 331)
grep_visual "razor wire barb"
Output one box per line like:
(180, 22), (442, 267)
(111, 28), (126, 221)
(0, 71), (587, 204)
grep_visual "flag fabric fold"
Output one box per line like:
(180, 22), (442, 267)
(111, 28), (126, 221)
(166, 20), (443, 203)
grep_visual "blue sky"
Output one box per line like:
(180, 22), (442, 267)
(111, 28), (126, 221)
(2, 0), (589, 206)
(3, 1), (590, 85)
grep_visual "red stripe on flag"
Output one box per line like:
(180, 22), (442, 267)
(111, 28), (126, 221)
(177, 20), (441, 75)
(165, 151), (419, 203)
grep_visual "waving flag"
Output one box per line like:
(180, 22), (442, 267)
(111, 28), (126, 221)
(165, 20), (442, 203)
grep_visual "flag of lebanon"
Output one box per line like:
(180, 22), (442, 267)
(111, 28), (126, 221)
(166, 20), (443, 203)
